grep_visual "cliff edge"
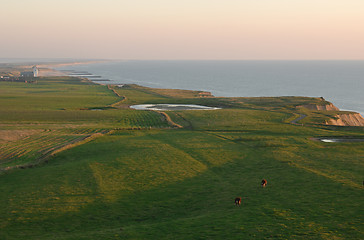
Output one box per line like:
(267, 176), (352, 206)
(298, 101), (364, 127)
(326, 113), (364, 127)
(298, 103), (339, 111)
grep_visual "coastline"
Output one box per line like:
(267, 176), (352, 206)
(37, 60), (112, 77)
(61, 65), (364, 126)
(4, 59), (362, 117)
(37, 59), (112, 68)
(52, 60), (364, 116)
(1, 65), (364, 239)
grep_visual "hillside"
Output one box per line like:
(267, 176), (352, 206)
(0, 76), (363, 239)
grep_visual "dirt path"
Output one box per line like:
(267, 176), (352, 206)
(158, 111), (183, 129)
(107, 85), (127, 107)
(290, 114), (307, 125)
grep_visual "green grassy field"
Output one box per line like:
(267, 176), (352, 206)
(0, 76), (363, 239)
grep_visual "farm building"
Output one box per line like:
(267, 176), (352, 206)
(20, 71), (34, 78)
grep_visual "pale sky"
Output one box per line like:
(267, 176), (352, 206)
(1, 0), (363, 60)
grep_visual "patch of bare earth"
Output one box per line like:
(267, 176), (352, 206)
(0, 130), (43, 143)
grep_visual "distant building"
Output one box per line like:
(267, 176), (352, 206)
(32, 66), (38, 77)
(20, 71), (34, 78)
(20, 66), (39, 78)
(0, 76), (10, 80)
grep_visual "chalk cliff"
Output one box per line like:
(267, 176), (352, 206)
(298, 102), (364, 127)
(326, 113), (364, 127)
(299, 103), (340, 111)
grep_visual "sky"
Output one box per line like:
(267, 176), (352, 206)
(1, 0), (363, 60)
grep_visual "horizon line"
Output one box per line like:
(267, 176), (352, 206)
(1, 58), (364, 62)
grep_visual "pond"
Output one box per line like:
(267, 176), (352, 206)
(130, 104), (221, 111)
(319, 138), (364, 143)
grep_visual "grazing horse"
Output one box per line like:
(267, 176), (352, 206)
(261, 179), (267, 187)
(234, 197), (241, 206)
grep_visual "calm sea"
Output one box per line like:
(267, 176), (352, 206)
(56, 60), (364, 115)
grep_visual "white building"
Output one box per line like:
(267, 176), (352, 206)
(32, 66), (38, 77)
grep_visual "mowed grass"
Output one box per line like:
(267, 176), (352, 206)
(1, 76), (363, 239)
(110, 84), (232, 108)
(0, 77), (117, 110)
(0, 129), (363, 239)
(0, 77), (170, 168)
(0, 129), (86, 167)
(0, 109), (169, 127)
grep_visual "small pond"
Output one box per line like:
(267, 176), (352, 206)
(319, 138), (364, 143)
(130, 104), (221, 111)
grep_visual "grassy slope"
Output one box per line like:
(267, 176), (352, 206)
(0, 78), (363, 239)
(0, 78), (169, 168)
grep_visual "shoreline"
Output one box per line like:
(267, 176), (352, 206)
(38, 59), (111, 68)
(65, 71), (364, 117)
(7, 60), (364, 117)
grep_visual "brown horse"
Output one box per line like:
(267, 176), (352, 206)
(234, 197), (241, 206)
(261, 179), (267, 187)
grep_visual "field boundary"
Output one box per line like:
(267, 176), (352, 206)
(107, 85), (127, 107)
(0, 130), (113, 174)
(290, 114), (307, 125)
(158, 111), (183, 129)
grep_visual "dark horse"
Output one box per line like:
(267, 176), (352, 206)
(234, 197), (241, 206)
(261, 179), (267, 187)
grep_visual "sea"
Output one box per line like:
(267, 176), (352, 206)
(55, 60), (364, 115)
